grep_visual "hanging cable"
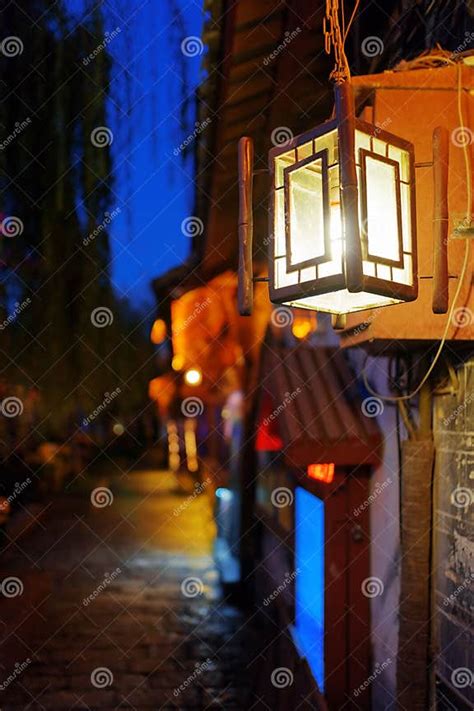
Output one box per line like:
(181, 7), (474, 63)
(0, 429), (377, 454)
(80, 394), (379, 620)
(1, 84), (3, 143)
(324, 0), (360, 83)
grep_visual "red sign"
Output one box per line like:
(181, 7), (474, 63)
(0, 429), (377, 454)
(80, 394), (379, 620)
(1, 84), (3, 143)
(307, 463), (335, 483)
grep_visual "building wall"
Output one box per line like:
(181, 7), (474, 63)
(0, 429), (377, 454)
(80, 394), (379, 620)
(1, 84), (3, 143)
(433, 359), (474, 709)
(345, 351), (474, 709)
(346, 349), (406, 709)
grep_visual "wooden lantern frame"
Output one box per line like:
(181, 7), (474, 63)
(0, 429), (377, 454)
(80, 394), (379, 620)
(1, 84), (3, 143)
(267, 84), (418, 312)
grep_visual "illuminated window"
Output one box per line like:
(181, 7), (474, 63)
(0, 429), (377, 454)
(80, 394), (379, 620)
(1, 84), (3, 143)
(307, 462), (335, 483)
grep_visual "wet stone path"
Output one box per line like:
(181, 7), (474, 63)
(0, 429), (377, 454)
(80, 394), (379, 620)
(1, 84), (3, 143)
(0, 468), (256, 709)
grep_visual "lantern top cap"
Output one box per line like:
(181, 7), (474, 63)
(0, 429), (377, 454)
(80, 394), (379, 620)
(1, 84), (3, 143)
(269, 116), (414, 161)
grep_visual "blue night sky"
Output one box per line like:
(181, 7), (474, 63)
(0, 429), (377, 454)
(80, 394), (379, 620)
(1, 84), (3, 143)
(68, 0), (206, 311)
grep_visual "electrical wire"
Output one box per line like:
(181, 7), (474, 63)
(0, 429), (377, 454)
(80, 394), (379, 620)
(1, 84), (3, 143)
(324, 0), (359, 83)
(362, 59), (472, 403)
(343, 0), (361, 44)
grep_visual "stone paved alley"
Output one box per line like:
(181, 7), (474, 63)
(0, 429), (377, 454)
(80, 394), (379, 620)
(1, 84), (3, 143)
(0, 465), (257, 709)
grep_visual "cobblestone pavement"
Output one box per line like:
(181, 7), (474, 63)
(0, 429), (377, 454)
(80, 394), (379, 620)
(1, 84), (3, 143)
(0, 467), (257, 709)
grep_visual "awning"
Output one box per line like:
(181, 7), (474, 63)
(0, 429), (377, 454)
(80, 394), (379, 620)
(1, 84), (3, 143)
(257, 343), (382, 467)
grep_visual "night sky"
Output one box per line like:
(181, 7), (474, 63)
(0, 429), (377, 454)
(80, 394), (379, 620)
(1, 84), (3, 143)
(68, 0), (206, 310)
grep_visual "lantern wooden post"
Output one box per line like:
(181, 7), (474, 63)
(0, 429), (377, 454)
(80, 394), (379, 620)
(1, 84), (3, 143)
(397, 382), (434, 711)
(335, 82), (363, 293)
(432, 126), (449, 314)
(238, 137), (254, 315)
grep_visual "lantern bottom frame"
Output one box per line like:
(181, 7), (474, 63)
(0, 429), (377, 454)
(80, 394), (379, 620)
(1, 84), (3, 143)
(279, 289), (403, 315)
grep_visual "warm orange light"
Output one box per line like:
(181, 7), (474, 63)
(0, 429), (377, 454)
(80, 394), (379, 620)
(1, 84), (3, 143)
(150, 319), (167, 344)
(184, 368), (202, 386)
(148, 377), (161, 401)
(172, 354), (185, 371)
(292, 317), (314, 340)
(307, 463), (335, 483)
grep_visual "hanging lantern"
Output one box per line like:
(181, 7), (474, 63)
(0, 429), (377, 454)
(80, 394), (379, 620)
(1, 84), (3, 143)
(238, 84), (418, 317)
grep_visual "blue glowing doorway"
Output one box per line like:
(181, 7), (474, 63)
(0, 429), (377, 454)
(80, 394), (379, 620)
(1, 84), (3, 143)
(295, 486), (325, 690)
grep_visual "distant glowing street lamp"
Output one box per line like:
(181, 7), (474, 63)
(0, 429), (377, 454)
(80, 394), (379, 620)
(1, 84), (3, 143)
(172, 354), (184, 371)
(291, 314), (316, 340)
(238, 84), (418, 317)
(184, 368), (202, 386)
(113, 422), (125, 436)
(150, 318), (167, 344)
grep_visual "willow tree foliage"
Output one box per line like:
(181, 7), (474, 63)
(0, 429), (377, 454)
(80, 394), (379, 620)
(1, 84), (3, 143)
(0, 1), (162, 439)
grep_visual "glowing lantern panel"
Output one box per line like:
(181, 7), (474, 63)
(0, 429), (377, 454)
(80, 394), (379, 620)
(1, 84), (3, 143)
(269, 111), (417, 316)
